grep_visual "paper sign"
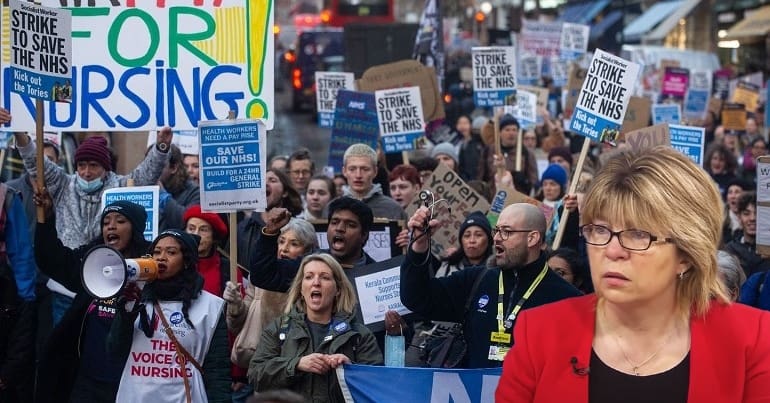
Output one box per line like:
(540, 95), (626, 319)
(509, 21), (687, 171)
(683, 70), (712, 121)
(313, 220), (402, 263)
(758, 156), (770, 255)
(512, 90), (538, 129)
(472, 46), (517, 107)
(624, 123), (670, 152)
(669, 124), (705, 165)
(353, 260), (413, 327)
(357, 60), (444, 122)
(757, 159), (770, 203)
(199, 119), (266, 213)
(315, 71), (356, 128)
(147, 130), (199, 155)
(8, 0), (72, 102)
(560, 22), (589, 61)
(520, 20), (562, 58)
(731, 81), (760, 113)
(328, 90), (379, 173)
(661, 67), (689, 101)
(652, 103), (681, 125)
(721, 103), (747, 131)
(486, 185), (553, 228)
(376, 86), (425, 153)
(517, 55), (542, 87)
(550, 58), (569, 87)
(713, 69), (732, 100)
(102, 186), (160, 242)
(569, 49), (641, 143)
(620, 96), (652, 134)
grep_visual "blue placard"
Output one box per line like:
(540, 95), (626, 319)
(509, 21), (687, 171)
(683, 90), (709, 121)
(669, 124), (705, 166)
(473, 89), (517, 107)
(318, 112), (335, 128)
(652, 104), (681, 125)
(328, 90), (379, 173)
(103, 187), (159, 242)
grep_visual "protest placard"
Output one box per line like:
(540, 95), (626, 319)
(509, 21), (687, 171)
(721, 103), (747, 132)
(346, 256), (412, 332)
(312, 220), (403, 263)
(569, 49), (640, 143)
(328, 90), (379, 173)
(669, 124), (705, 166)
(375, 86), (424, 154)
(518, 84), (549, 125)
(472, 46), (517, 107)
(652, 103), (681, 125)
(661, 67), (689, 102)
(620, 96), (652, 134)
(517, 55), (542, 87)
(357, 60), (444, 122)
(102, 186), (159, 242)
(486, 185), (553, 228)
(199, 119), (266, 213)
(550, 57), (569, 87)
(766, 80), (770, 137)
(731, 81), (760, 113)
(562, 63), (587, 120)
(520, 20), (562, 58)
(683, 70), (712, 122)
(560, 22), (589, 61)
(405, 164), (490, 257)
(756, 156), (770, 255)
(713, 69), (732, 100)
(315, 72), (356, 128)
(8, 0), (72, 102)
(1, 0), (275, 131)
(512, 90), (538, 129)
(147, 130), (199, 155)
(624, 123), (670, 152)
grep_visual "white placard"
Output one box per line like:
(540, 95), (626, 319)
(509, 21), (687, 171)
(315, 71), (355, 128)
(316, 228), (394, 262)
(560, 22), (590, 61)
(757, 162), (770, 202)
(375, 86), (424, 153)
(354, 266), (412, 325)
(512, 90), (538, 129)
(757, 205), (770, 248)
(472, 46), (517, 107)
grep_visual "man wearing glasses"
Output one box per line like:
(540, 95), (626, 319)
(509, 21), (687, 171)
(287, 148), (315, 197)
(400, 203), (581, 368)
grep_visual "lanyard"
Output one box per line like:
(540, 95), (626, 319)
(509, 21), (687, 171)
(496, 262), (549, 333)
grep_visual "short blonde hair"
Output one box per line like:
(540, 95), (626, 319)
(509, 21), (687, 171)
(343, 143), (377, 168)
(284, 254), (358, 315)
(581, 146), (729, 318)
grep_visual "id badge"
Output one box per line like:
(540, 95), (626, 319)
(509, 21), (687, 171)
(490, 331), (511, 344)
(487, 344), (510, 361)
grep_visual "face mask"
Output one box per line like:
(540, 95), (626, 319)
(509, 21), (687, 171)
(77, 175), (104, 193)
(384, 334), (405, 367)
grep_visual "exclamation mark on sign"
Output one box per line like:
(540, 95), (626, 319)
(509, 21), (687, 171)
(246, 0), (272, 120)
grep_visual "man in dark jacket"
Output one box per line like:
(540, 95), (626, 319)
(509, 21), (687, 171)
(401, 202), (581, 368)
(723, 191), (770, 277)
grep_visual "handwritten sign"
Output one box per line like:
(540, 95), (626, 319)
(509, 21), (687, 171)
(669, 124), (705, 165)
(560, 22), (589, 61)
(625, 123), (670, 152)
(569, 49), (640, 143)
(472, 46), (517, 107)
(315, 71), (355, 128)
(199, 119), (266, 213)
(102, 186), (160, 242)
(652, 103), (681, 125)
(375, 86), (424, 153)
(328, 90), (379, 173)
(620, 96), (652, 134)
(8, 0), (72, 102)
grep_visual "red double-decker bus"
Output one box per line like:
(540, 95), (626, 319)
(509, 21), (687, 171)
(321, 0), (395, 27)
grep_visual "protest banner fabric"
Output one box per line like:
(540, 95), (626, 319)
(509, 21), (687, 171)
(624, 123), (670, 153)
(559, 22), (589, 61)
(315, 72), (355, 128)
(731, 81), (760, 113)
(683, 70), (712, 122)
(652, 103), (681, 125)
(376, 86), (425, 153)
(328, 90), (379, 173)
(1, 1), (275, 131)
(669, 124), (705, 166)
(569, 49), (640, 143)
(8, 0), (72, 102)
(756, 156), (770, 255)
(102, 186), (160, 241)
(337, 364), (501, 403)
(472, 46), (517, 107)
(199, 119), (266, 213)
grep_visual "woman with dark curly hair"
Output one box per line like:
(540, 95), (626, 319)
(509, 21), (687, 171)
(546, 247), (592, 294)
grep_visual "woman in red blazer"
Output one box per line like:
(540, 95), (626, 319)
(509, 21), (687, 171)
(497, 147), (770, 402)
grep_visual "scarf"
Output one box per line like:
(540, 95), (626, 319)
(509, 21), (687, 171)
(138, 269), (204, 337)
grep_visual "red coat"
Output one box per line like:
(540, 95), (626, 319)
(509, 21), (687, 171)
(496, 295), (770, 402)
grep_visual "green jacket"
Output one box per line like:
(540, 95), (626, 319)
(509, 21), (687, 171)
(248, 307), (383, 403)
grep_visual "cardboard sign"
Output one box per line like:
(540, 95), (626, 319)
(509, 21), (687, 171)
(9, 0), (72, 102)
(562, 63), (587, 120)
(315, 72), (356, 128)
(375, 86), (425, 153)
(313, 220), (403, 263)
(486, 185), (553, 228)
(102, 186), (160, 242)
(652, 103), (681, 125)
(405, 164), (490, 257)
(560, 22), (590, 61)
(357, 60), (444, 122)
(731, 81), (760, 113)
(472, 46), (517, 107)
(328, 90), (379, 173)
(669, 124), (705, 166)
(620, 96), (652, 134)
(624, 123), (670, 152)
(683, 70), (712, 122)
(661, 67), (689, 101)
(199, 119), (266, 213)
(721, 103), (747, 131)
(756, 156), (770, 255)
(348, 256), (412, 332)
(569, 49), (641, 143)
(520, 20), (562, 58)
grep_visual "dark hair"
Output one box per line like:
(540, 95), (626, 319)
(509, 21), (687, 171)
(737, 191), (756, 213)
(467, 180), (493, 203)
(287, 148), (315, 174)
(411, 156), (438, 173)
(162, 144), (190, 194)
(327, 197), (374, 235)
(704, 142), (737, 175)
(388, 164), (421, 186)
(270, 168), (303, 216)
(309, 174), (337, 199)
(333, 173), (347, 184)
(547, 247), (592, 293)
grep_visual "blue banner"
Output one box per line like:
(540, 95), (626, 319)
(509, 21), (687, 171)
(473, 89), (516, 107)
(683, 89), (709, 121)
(329, 90), (379, 173)
(669, 124), (705, 166)
(652, 104), (681, 125)
(569, 107), (620, 143)
(337, 365), (501, 403)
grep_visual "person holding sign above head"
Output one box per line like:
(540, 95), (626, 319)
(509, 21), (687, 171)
(496, 147), (770, 402)
(248, 254), (383, 403)
(155, 144), (201, 232)
(479, 115), (540, 196)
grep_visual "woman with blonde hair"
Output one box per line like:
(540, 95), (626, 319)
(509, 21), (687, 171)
(496, 146), (770, 402)
(248, 254), (382, 402)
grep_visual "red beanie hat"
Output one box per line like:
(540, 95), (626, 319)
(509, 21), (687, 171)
(183, 205), (228, 239)
(74, 136), (112, 171)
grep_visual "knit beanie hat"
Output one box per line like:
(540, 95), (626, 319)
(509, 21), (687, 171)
(75, 136), (112, 171)
(431, 142), (458, 163)
(499, 114), (520, 130)
(183, 205), (228, 239)
(541, 163), (568, 189)
(548, 146), (574, 168)
(101, 200), (147, 242)
(472, 116), (489, 133)
(151, 229), (201, 263)
(459, 211), (492, 241)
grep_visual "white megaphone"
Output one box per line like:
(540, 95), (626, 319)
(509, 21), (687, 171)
(81, 245), (159, 299)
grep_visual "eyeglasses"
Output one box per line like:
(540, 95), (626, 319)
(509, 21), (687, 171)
(492, 227), (534, 241)
(580, 224), (673, 251)
(289, 169), (312, 177)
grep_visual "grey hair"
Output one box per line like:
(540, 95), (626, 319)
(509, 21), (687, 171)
(343, 143), (377, 168)
(280, 218), (319, 253)
(716, 250), (746, 301)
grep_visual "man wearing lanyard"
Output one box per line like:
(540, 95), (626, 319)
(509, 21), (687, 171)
(401, 203), (582, 368)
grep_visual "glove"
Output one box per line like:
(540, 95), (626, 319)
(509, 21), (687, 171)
(118, 282), (142, 314)
(223, 281), (244, 316)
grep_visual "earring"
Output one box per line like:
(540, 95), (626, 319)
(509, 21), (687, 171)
(678, 272), (684, 280)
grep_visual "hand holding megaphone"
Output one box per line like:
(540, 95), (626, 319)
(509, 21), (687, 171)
(82, 245), (159, 299)
(119, 282), (142, 313)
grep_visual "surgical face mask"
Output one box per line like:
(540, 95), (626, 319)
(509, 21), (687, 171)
(77, 175), (104, 193)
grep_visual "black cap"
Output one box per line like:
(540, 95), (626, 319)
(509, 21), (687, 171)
(101, 200), (147, 242)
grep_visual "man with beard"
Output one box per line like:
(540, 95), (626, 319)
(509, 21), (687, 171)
(400, 203), (581, 368)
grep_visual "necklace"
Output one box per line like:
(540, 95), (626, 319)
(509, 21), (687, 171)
(613, 329), (674, 376)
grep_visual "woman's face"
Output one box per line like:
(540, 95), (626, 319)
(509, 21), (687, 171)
(153, 237), (185, 280)
(541, 179), (562, 202)
(751, 140), (768, 159)
(523, 132), (537, 150)
(185, 217), (214, 256)
(549, 156), (571, 174)
(709, 151), (726, 174)
(435, 154), (457, 171)
(278, 229), (306, 260)
(726, 185), (744, 213)
(300, 260), (339, 321)
(456, 116), (471, 138)
(102, 212), (132, 253)
(333, 176), (346, 196)
(389, 177), (419, 208)
(548, 256), (575, 285)
(306, 179), (332, 216)
(461, 226), (489, 264)
(587, 220), (687, 306)
(265, 171), (285, 209)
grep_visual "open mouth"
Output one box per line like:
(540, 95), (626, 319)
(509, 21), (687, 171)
(157, 263), (168, 274)
(331, 234), (346, 250)
(494, 245), (505, 256)
(310, 290), (322, 303)
(105, 233), (120, 245)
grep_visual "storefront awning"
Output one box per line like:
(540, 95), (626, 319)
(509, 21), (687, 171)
(623, 1), (683, 43)
(557, 0), (611, 25)
(590, 10), (624, 42)
(645, 0), (702, 42)
(725, 5), (770, 39)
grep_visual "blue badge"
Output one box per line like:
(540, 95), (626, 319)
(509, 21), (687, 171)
(169, 312), (183, 325)
(334, 321), (349, 333)
(478, 295), (489, 308)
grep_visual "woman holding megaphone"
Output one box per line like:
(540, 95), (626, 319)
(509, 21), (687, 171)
(33, 188), (151, 403)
